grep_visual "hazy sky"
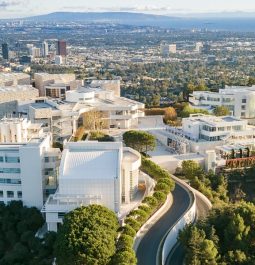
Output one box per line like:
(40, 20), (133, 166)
(1, 0), (255, 18)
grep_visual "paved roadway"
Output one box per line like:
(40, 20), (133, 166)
(137, 134), (211, 265)
(136, 183), (190, 265)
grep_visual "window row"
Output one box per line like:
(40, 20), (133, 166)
(0, 190), (22, 198)
(0, 157), (20, 163)
(0, 178), (21, 185)
(202, 125), (243, 132)
(0, 168), (21, 174)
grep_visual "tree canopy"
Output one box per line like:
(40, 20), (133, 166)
(179, 202), (255, 265)
(213, 106), (230, 116)
(54, 205), (119, 265)
(0, 201), (56, 265)
(179, 160), (229, 205)
(123, 130), (156, 154)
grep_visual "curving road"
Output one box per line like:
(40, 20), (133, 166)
(137, 135), (211, 265)
(136, 183), (190, 265)
(166, 191), (211, 265)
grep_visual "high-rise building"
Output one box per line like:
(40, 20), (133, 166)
(55, 55), (63, 65)
(29, 47), (41, 58)
(169, 44), (177, 54)
(202, 43), (211, 54)
(2, 43), (9, 60)
(42, 41), (49, 57)
(160, 43), (176, 57)
(195, 42), (203, 53)
(57, 40), (67, 56)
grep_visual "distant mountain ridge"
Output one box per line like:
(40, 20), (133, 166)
(22, 12), (180, 27)
(4, 12), (255, 31)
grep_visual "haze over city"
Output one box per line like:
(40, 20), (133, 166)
(1, 0), (255, 18)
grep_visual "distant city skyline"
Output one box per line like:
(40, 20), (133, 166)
(1, 0), (255, 19)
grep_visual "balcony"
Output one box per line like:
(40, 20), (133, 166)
(42, 193), (103, 213)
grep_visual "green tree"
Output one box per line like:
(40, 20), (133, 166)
(213, 106), (230, 116)
(111, 250), (137, 265)
(179, 202), (255, 265)
(123, 130), (156, 154)
(0, 201), (55, 265)
(54, 205), (119, 265)
(181, 160), (203, 179)
(225, 250), (247, 264)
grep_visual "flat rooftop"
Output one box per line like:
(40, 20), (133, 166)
(31, 102), (54, 109)
(0, 85), (36, 93)
(0, 73), (29, 80)
(123, 150), (139, 163)
(188, 115), (244, 125)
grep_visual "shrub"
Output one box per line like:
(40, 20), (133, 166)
(111, 249), (137, 265)
(117, 234), (134, 251)
(153, 191), (167, 203)
(128, 209), (148, 223)
(121, 225), (136, 238)
(141, 157), (175, 191)
(89, 131), (114, 142)
(138, 205), (152, 214)
(142, 196), (158, 208)
(124, 218), (141, 232)
(157, 178), (172, 186)
(155, 182), (171, 194)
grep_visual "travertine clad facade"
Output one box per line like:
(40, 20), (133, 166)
(0, 85), (39, 118)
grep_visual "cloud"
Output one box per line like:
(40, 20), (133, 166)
(119, 6), (173, 12)
(0, 0), (24, 8)
(61, 5), (176, 13)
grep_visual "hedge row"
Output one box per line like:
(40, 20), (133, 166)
(113, 157), (175, 264)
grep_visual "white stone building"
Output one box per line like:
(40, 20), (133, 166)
(18, 86), (145, 142)
(0, 117), (61, 208)
(189, 86), (255, 119)
(42, 142), (141, 232)
(34, 73), (80, 97)
(90, 79), (121, 97)
(0, 85), (39, 118)
(163, 114), (255, 154)
(0, 73), (30, 86)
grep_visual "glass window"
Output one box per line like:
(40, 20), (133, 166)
(44, 168), (54, 175)
(0, 178), (21, 185)
(0, 157), (3, 162)
(232, 125), (242, 131)
(7, 191), (14, 198)
(0, 168), (21, 174)
(17, 191), (22, 198)
(58, 212), (66, 218)
(44, 157), (49, 163)
(5, 157), (20, 163)
(242, 99), (247, 103)
(0, 191), (3, 198)
(241, 105), (246, 110)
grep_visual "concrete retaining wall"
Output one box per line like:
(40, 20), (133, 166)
(134, 193), (173, 251)
(161, 178), (197, 265)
